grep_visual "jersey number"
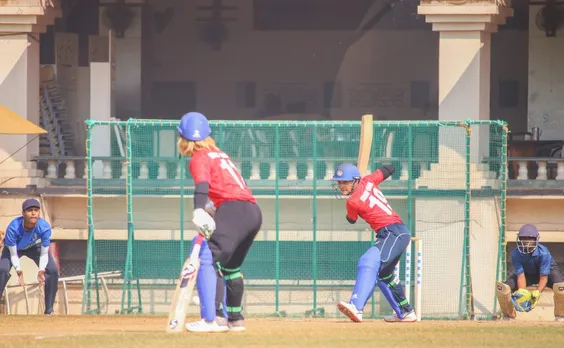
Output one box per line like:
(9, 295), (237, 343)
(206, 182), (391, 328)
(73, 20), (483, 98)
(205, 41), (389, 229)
(220, 158), (246, 190)
(208, 152), (247, 189)
(359, 182), (393, 215)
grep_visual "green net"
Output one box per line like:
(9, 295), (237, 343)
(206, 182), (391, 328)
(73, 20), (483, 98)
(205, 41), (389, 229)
(83, 119), (507, 320)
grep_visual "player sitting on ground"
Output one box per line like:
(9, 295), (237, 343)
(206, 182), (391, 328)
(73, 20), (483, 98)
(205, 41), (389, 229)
(496, 224), (564, 322)
(178, 112), (263, 333)
(331, 163), (417, 323)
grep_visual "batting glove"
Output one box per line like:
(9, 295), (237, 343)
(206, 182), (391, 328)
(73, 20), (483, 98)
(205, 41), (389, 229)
(530, 290), (541, 310)
(192, 208), (216, 239)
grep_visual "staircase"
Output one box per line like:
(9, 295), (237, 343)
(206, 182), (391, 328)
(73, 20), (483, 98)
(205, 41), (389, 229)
(39, 66), (75, 158)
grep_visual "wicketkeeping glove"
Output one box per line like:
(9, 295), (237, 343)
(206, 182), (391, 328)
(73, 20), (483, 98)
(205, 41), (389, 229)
(530, 289), (541, 310)
(192, 208), (216, 239)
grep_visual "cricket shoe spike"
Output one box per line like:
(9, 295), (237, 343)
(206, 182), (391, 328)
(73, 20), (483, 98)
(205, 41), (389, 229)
(185, 319), (229, 333)
(384, 310), (417, 323)
(337, 301), (363, 323)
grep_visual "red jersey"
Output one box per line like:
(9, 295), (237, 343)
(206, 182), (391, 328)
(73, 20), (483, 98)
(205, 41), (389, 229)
(189, 148), (256, 208)
(346, 169), (403, 232)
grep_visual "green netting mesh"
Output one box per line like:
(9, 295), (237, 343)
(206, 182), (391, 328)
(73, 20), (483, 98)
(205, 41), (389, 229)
(83, 119), (507, 320)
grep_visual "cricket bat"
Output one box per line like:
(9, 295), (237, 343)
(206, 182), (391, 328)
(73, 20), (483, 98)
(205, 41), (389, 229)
(357, 114), (374, 176)
(166, 233), (204, 333)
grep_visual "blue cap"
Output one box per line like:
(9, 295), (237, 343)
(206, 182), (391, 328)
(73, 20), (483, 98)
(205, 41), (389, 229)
(331, 163), (361, 181)
(518, 224), (539, 238)
(177, 112), (212, 141)
(22, 198), (40, 211)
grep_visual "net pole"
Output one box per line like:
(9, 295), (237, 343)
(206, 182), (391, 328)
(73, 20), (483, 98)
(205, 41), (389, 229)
(493, 124), (509, 318)
(464, 123), (474, 319)
(407, 125), (414, 305)
(500, 124), (508, 287)
(121, 120), (135, 313)
(311, 124), (318, 314)
(82, 122), (95, 314)
(274, 125), (281, 315)
(179, 156), (185, 268)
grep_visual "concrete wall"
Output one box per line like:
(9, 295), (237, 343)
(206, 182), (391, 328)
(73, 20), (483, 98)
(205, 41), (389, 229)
(528, 5), (564, 139)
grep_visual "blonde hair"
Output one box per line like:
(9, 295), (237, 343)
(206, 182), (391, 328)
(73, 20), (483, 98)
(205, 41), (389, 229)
(177, 136), (218, 157)
(0, 230), (5, 252)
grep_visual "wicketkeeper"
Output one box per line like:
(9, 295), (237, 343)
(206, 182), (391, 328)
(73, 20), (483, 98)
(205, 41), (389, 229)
(496, 224), (564, 321)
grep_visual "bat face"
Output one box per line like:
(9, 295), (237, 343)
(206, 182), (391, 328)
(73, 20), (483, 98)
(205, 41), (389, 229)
(357, 114), (374, 176)
(167, 257), (201, 332)
(180, 262), (199, 288)
(166, 235), (204, 333)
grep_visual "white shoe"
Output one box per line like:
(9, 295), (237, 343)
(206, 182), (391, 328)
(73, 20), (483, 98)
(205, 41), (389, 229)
(337, 301), (363, 323)
(384, 310), (417, 323)
(185, 319), (229, 333)
(229, 319), (246, 332)
(556, 316), (564, 322)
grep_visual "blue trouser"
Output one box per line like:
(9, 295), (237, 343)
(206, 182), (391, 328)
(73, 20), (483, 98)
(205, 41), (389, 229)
(350, 223), (414, 318)
(0, 245), (59, 314)
(192, 236), (227, 321)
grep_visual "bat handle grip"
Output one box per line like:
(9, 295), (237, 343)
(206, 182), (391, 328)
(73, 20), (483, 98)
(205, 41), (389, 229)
(189, 234), (205, 259)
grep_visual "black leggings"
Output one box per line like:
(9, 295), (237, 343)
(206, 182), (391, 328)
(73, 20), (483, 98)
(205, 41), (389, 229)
(207, 200), (262, 271)
(207, 200), (262, 321)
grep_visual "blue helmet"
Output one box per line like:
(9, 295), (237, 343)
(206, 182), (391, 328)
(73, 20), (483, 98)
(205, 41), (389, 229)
(331, 163), (361, 181)
(177, 112), (212, 141)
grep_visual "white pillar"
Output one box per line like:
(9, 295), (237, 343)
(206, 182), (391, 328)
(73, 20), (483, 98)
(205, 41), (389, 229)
(438, 31), (491, 162)
(418, 3), (513, 163)
(0, 34), (40, 164)
(90, 31), (116, 178)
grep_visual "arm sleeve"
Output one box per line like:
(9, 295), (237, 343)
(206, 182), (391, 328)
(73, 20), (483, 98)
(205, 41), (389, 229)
(39, 245), (49, 271)
(539, 254), (552, 275)
(367, 165), (395, 185)
(41, 225), (52, 248)
(190, 156), (211, 210)
(193, 182), (209, 210)
(511, 252), (524, 275)
(7, 245), (20, 271)
(346, 201), (358, 224)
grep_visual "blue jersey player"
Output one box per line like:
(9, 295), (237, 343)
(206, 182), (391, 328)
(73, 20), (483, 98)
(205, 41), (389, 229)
(496, 224), (564, 321)
(0, 198), (60, 314)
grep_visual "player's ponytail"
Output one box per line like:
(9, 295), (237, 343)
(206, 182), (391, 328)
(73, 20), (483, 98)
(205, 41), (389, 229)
(177, 136), (219, 157)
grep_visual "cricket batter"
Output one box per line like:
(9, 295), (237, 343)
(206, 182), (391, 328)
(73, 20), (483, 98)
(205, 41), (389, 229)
(496, 224), (564, 321)
(331, 163), (416, 323)
(0, 198), (59, 314)
(178, 112), (262, 332)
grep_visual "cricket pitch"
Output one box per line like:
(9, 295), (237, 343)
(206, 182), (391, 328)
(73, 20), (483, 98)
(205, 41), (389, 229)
(0, 315), (562, 348)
